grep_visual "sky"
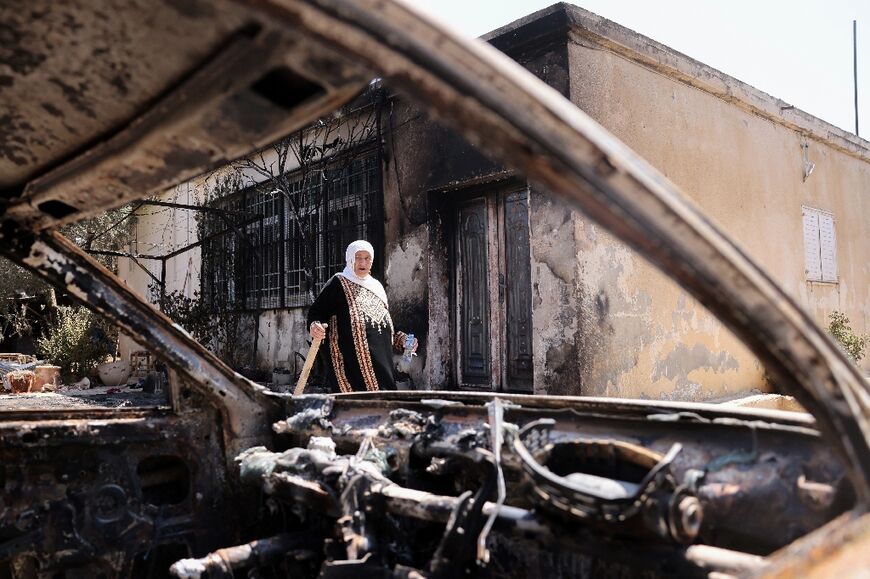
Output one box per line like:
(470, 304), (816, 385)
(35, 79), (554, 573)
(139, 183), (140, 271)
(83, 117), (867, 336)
(412, 0), (870, 136)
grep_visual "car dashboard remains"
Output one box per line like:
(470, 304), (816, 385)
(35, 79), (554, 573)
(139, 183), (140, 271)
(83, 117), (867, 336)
(183, 392), (847, 578)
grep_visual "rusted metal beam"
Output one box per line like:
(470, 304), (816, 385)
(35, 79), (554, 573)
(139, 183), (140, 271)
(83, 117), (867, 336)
(161, 214), (262, 261)
(86, 249), (162, 261)
(87, 250), (165, 291)
(240, 0), (870, 503)
(138, 199), (257, 216)
(684, 545), (767, 576)
(297, 390), (821, 432)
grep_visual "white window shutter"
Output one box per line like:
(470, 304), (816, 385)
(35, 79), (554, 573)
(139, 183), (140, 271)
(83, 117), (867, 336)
(819, 213), (837, 282)
(802, 208), (822, 281)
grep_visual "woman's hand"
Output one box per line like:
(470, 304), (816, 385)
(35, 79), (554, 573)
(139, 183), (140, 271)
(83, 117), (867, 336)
(395, 331), (419, 353)
(310, 321), (327, 340)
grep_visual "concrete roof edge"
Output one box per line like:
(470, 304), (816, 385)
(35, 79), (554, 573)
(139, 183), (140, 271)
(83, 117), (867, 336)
(480, 2), (570, 42)
(559, 3), (870, 162)
(482, 3), (870, 163)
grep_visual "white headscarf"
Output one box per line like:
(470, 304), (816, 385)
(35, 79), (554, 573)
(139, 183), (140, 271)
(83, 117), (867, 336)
(340, 240), (388, 305)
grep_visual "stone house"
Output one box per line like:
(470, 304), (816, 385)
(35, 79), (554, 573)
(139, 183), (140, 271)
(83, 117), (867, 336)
(119, 3), (870, 400)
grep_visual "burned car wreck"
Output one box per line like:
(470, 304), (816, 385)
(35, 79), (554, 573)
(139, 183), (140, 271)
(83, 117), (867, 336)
(1, 0), (869, 577)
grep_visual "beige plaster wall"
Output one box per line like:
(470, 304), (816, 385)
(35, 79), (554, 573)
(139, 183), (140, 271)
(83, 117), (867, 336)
(118, 182), (204, 360)
(528, 193), (583, 395)
(540, 36), (870, 401)
(256, 309), (308, 371)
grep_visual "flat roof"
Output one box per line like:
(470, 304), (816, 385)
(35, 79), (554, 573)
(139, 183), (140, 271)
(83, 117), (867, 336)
(484, 3), (870, 164)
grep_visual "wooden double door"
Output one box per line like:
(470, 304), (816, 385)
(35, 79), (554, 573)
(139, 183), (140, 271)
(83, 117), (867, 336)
(455, 189), (533, 392)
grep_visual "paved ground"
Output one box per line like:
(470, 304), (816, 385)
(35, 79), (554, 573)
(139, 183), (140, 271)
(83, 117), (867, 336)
(0, 386), (169, 410)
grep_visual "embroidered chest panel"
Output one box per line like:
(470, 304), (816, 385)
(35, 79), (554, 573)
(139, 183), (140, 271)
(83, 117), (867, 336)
(344, 279), (393, 333)
(337, 275), (390, 392)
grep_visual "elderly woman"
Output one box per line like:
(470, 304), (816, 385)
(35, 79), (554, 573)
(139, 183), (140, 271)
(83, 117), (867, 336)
(307, 240), (417, 392)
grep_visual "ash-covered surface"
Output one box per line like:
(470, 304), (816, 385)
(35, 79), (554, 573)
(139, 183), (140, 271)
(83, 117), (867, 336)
(0, 386), (169, 410)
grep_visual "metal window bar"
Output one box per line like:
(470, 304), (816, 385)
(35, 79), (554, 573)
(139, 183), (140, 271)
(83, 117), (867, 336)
(202, 194), (245, 311)
(202, 148), (383, 311)
(242, 189), (283, 310)
(286, 149), (382, 307)
(316, 153), (381, 290)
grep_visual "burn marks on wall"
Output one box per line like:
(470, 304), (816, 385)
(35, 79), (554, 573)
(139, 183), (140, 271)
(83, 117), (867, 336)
(652, 342), (740, 396)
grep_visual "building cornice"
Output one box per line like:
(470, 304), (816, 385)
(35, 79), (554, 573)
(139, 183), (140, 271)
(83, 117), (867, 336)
(487, 3), (870, 164)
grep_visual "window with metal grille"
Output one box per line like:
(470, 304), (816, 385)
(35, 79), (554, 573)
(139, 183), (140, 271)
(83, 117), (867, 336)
(202, 149), (383, 311)
(200, 195), (246, 311)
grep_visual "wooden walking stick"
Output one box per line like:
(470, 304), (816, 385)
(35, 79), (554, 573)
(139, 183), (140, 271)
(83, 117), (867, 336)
(294, 324), (326, 395)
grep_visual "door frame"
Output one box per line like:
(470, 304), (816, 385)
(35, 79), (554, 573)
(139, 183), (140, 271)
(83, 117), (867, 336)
(452, 184), (533, 392)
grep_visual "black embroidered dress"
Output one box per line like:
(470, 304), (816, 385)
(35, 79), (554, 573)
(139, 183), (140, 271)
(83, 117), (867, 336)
(307, 275), (397, 392)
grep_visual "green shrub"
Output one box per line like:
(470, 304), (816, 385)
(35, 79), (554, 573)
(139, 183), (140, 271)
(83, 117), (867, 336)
(36, 306), (116, 381)
(152, 286), (215, 347)
(828, 311), (868, 363)
(151, 285), (250, 370)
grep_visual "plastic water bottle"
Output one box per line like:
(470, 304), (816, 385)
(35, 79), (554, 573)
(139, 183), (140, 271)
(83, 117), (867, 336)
(397, 333), (415, 373)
